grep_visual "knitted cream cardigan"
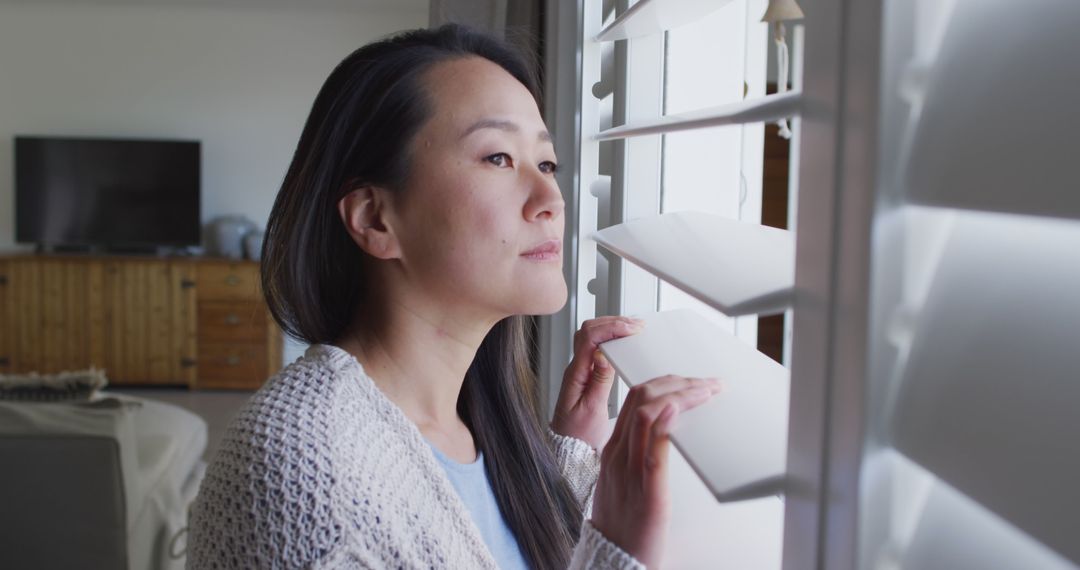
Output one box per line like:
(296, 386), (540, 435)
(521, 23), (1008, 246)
(187, 344), (644, 569)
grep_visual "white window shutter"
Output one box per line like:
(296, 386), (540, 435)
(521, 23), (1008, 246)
(553, 0), (1080, 568)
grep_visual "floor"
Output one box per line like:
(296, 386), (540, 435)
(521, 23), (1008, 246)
(112, 386), (255, 461)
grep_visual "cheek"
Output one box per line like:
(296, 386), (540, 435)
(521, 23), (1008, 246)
(460, 196), (516, 263)
(425, 188), (516, 271)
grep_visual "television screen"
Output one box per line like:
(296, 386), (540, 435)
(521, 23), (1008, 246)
(15, 136), (201, 248)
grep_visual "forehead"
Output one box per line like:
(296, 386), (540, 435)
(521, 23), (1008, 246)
(419, 56), (544, 137)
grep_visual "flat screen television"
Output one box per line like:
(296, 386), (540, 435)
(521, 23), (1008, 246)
(15, 136), (201, 250)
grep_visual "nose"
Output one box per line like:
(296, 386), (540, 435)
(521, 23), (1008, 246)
(523, 168), (565, 221)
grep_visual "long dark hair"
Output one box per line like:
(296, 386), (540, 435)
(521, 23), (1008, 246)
(260, 24), (582, 569)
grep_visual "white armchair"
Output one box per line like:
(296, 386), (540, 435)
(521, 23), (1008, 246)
(0, 394), (207, 570)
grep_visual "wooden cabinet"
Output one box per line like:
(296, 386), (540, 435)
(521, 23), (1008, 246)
(101, 259), (198, 385)
(0, 255), (282, 389)
(0, 257), (115, 377)
(194, 261), (282, 389)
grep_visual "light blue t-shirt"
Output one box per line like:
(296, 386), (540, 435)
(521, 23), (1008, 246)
(427, 443), (530, 570)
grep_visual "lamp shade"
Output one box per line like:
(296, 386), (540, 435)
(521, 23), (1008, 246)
(761, 0), (804, 22)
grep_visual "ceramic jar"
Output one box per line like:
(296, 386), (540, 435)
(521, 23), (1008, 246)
(205, 215), (256, 259)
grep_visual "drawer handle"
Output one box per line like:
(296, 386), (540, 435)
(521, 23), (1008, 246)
(225, 314), (241, 325)
(226, 356), (241, 366)
(225, 275), (241, 286)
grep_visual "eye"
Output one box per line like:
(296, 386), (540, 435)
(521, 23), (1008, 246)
(485, 153), (513, 168)
(539, 161), (559, 174)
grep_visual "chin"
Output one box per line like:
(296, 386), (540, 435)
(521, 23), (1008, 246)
(516, 279), (568, 316)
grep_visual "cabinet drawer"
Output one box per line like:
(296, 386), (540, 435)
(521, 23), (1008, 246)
(197, 263), (261, 301)
(198, 301), (267, 343)
(197, 342), (268, 389)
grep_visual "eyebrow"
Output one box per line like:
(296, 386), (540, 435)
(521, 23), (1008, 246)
(460, 118), (552, 142)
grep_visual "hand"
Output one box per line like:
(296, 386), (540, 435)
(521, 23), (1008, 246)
(551, 316), (645, 449)
(590, 375), (721, 568)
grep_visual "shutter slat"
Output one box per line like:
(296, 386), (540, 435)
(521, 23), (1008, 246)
(596, 91), (801, 140)
(892, 211), (1080, 565)
(596, 0), (737, 42)
(593, 211), (794, 316)
(902, 0), (1080, 222)
(599, 309), (789, 502)
(902, 477), (1075, 570)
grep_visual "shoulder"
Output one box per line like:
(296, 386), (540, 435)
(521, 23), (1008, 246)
(210, 344), (361, 479)
(187, 344), (370, 569)
(188, 344), (468, 568)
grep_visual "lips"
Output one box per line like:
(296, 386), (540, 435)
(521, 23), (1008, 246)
(521, 239), (562, 259)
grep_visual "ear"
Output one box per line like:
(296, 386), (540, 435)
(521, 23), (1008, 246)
(337, 184), (402, 260)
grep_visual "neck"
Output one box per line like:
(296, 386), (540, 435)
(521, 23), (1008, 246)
(336, 290), (500, 441)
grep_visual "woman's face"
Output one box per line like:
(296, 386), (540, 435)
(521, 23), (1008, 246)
(389, 56), (567, 319)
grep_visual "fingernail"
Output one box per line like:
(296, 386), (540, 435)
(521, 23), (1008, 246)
(689, 386), (720, 399)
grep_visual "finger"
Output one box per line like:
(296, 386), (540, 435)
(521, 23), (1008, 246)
(607, 382), (638, 448)
(643, 403), (677, 493)
(626, 403), (656, 485)
(581, 315), (645, 333)
(612, 378), (698, 461)
(614, 377), (720, 438)
(574, 317), (644, 358)
(563, 318), (645, 401)
(580, 350), (617, 400)
(602, 408), (629, 472)
(634, 375), (723, 403)
(557, 354), (613, 416)
(603, 381), (643, 464)
(627, 386), (716, 474)
(605, 376), (721, 466)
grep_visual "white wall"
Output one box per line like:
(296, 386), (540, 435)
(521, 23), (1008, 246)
(0, 0), (427, 364)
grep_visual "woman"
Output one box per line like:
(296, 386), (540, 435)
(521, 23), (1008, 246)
(187, 24), (720, 570)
